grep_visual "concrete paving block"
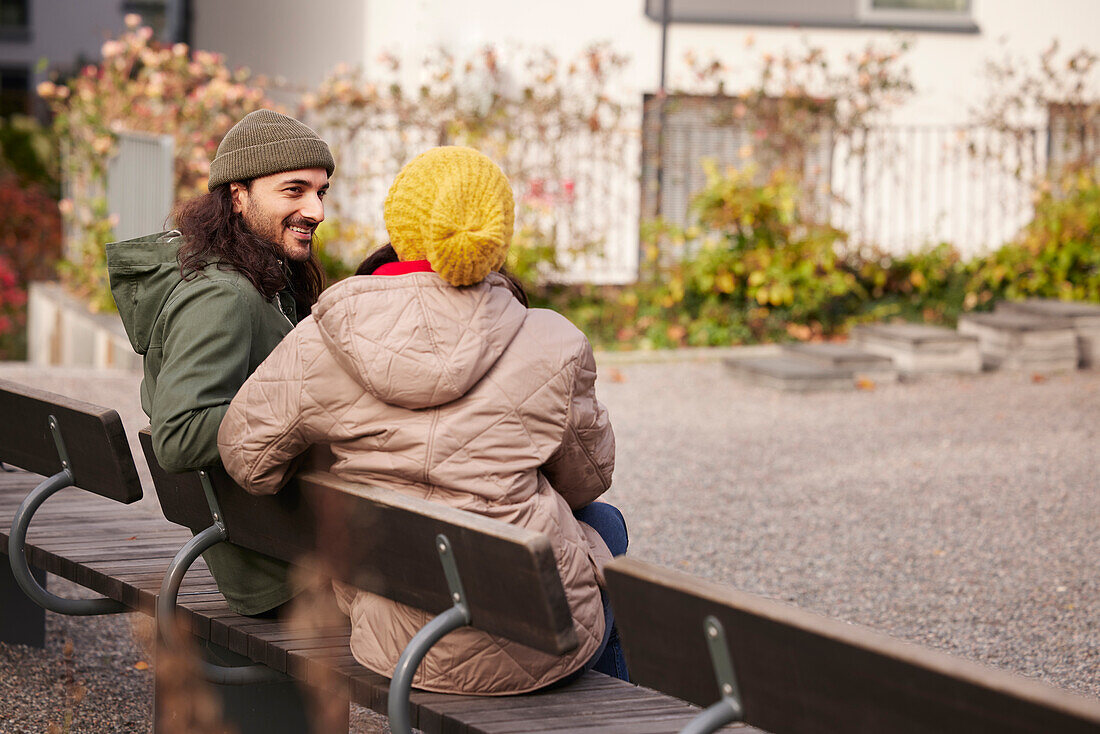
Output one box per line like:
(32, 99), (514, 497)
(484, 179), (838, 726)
(781, 342), (898, 383)
(850, 323), (982, 375)
(996, 299), (1100, 367)
(723, 356), (860, 392)
(957, 312), (1078, 372)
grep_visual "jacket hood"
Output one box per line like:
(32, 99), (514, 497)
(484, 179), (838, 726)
(311, 272), (527, 409)
(106, 232), (185, 355)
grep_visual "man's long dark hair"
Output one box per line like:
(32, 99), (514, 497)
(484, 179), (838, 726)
(173, 184), (324, 319)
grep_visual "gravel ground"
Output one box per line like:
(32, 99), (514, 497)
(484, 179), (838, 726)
(1, 357), (1097, 732)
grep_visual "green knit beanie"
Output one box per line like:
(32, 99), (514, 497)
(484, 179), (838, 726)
(207, 109), (335, 191)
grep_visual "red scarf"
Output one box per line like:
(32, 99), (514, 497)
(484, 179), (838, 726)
(372, 260), (434, 276)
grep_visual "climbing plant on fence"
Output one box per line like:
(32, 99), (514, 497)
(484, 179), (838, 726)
(303, 43), (635, 283)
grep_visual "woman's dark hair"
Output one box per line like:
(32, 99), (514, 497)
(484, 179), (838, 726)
(355, 244), (529, 307)
(354, 243), (400, 276)
(173, 184), (324, 319)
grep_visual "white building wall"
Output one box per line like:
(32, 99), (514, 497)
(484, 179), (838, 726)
(360, 0), (1097, 127)
(348, 0), (1096, 269)
(193, 0), (1099, 273)
(190, 0), (367, 106)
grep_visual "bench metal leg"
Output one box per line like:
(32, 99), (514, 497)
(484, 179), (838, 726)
(158, 522), (283, 684)
(681, 700), (743, 734)
(0, 557), (46, 647)
(8, 467), (126, 616)
(154, 638), (349, 734)
(388, 534), (472, 734)
(388, 605), (470, 734)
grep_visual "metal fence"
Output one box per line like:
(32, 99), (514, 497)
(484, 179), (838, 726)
(317, 118), (1092, 283)
(106, 131), (174, 241)
(63, 130), (174, 261)
(830, 125), (1048, 257)
(82, 121), (1091, 284)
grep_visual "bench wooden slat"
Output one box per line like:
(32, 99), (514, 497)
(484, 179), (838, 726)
(0, 379), (142, 503)
(1, 471), (722, 733)
(139, 429), (577, 657)
(605, 556), (1100, 734)
(300, 470), (576, 657)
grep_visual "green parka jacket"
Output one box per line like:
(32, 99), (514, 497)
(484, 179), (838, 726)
(107, 231), (302, 615)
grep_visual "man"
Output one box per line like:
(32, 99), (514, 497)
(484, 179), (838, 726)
(107, 109), (333, 617)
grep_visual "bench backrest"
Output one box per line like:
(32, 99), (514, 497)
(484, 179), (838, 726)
(138, 430), (577, 656)
(605, 556), (1100, 734)
(0, 379), (142, 503)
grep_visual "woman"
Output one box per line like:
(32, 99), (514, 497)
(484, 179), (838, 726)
(217, 146), (627, 694)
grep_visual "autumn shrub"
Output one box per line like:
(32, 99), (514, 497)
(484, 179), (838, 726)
(549, 164), (1100, 352)
(624, 162), (859, 346)
(37, 14), (269, 310)
(853, 242), (971, 325)
(0, 172), (63, 282)
(0, 255), (28, 359)
(0, 172), (63, 359)
(967, 169), (1100, 304)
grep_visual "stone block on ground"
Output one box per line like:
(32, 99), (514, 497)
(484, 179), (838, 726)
(995, 298), (1100, 368)
(781, 342), (899, 383)
(723, 355), (859, 392)
(850, 322), (982, 375)
(957, 312), (1078, 372)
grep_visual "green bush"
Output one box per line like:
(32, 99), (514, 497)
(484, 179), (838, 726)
(854, 242), (970, 325)
(538, 165), (1100, 351)
(0, 114), (58, 195)
(968, 169), (1100, 304)
(635, 163), (861, 344)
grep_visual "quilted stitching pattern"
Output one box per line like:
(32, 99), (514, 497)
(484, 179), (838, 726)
(218, 272), (616, 693)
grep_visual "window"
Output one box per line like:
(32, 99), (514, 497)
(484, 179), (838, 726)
(122, 1), (168, 39)
(640, 94), (834, 228)
(0, 0), (27, 28)
(644, 0), (977, 32)
(1047, 103), (1100, 176)
(859, 0), (974, 29)
(0, 67), (30, 116)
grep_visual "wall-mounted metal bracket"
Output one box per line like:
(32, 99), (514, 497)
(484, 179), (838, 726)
(388, 533), (474, 734)
(6, 415), (126, 615)
(681, 615), (745, 734)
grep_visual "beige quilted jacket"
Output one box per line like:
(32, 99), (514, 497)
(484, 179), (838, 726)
(217, 271), (615, 694)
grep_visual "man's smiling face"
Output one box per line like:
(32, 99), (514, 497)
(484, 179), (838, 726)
(230, 168), (329, 262)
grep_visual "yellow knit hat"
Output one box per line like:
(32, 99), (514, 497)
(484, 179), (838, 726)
(383, 146), (514, 286)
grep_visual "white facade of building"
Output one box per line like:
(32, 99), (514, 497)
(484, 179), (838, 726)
(186, 1), (1100, 278)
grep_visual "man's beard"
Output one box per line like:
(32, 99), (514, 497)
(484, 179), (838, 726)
(240, 207), (314, 262)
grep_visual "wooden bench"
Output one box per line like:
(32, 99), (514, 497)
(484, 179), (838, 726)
(10, 377), (1096, 734)
(0, 377), (141, 644)
(604, 556), (1100, 734)
(0, 379), (722, 733)
(140, 430), (725, 733)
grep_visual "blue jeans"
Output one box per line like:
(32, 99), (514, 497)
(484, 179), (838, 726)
(572, 501), (630, 682)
